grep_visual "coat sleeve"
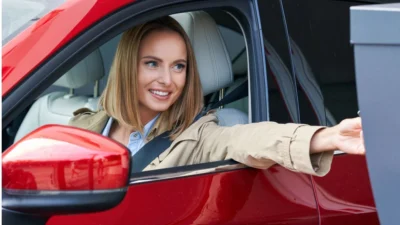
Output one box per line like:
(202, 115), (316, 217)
(194, 117), (333, 177)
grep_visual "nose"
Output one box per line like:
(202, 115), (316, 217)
(158, 67), (172, 86)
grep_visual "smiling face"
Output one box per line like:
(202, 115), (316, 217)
(137, 29), (187, 122)
(100, 17), (203, 135)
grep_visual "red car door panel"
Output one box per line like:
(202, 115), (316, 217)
(312, 155), (379, 225)
(48, 166), (319, 225)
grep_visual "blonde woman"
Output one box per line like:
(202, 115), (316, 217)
(69, 16), (365, 176)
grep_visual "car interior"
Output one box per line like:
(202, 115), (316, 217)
(9, 10), (251, 146)
(4, 0), (360, 161)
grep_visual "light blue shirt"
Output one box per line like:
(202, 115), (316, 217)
(102, 115), (159, 156)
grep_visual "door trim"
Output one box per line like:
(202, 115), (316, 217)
(130, 160), (247, 185)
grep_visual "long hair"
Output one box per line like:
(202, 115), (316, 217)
(99, 16), (204, 139)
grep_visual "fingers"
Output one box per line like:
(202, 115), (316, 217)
(339, 117), (363, 135)
(360, 130), (365, 155)
(353, 117), (362, 128)
(359, 130), (366, 155)
(360, 130), (364, 142)
(347, 117), (362, 130)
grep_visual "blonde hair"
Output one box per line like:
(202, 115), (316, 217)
(99, 16), (204, 139)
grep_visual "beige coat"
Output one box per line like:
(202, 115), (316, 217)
(69, 108), (333, 176)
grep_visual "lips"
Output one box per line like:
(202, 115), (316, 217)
(149, 89), (171, 100)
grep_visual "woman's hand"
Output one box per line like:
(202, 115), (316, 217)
(310, 117), (365, 155)
(334, 117), (365, 155)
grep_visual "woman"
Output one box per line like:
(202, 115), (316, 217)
(69, 16), (365, 176)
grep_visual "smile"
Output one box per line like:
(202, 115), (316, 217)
(149, 89), (171, 98)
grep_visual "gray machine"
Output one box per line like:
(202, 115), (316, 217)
(351, 3), (400, 224)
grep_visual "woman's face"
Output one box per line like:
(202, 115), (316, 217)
(137, 29), (187, 120)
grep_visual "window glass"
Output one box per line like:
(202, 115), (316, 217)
(258, 0), (299, 123)
(218, 25), (246, 63)
(282, 0), (363, 126)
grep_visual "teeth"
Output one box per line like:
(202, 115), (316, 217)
(150, 90), (169, 96)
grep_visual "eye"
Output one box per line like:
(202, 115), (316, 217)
(145, 61), (158, 68)
(173, 63), (186, 72)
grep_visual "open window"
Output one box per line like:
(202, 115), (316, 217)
(5, 10), (249, 140)
(2, 1), (267, 181)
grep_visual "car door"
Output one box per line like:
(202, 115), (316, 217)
(281, 0), (380, 224)
(2, 0), (319, 224)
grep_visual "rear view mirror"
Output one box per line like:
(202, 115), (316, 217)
(2, 125), (130, 215)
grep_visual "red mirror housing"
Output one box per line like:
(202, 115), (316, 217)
(3, 124), (130, 191)
(2, 125), (130, 215)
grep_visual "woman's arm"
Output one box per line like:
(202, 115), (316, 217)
(195, 115), (332, 176)
(195, 114), (364, 177)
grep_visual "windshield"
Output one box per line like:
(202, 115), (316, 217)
(2, 0), (65, 46)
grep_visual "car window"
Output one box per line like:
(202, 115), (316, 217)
(219, 25), (246, 64)
(282, 0), (363, 126)
(2, 0), (65, 45)
(3, 9), (249, 163)
(258, 0), (299, 124)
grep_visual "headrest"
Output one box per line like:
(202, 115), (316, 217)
(171, 11), (233, 95)
(54, 49), (105, 89)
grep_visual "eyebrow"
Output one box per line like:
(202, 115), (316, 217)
(142, 56), (187, 64)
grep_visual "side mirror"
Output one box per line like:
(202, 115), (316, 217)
(2, 124), (130, 215)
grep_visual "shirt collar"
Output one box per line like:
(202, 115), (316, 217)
(143, 114), (160, 138)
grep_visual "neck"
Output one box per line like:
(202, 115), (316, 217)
(140, 112), (158, 126)
(138, 105), (160, 127)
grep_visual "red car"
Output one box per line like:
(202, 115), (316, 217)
(1, 0), (388, 224)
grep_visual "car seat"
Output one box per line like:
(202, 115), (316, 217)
(171, 11), (249, 126)
(14, 49), (105, 142)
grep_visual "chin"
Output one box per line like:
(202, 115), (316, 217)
(147, 104), (172, 113)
